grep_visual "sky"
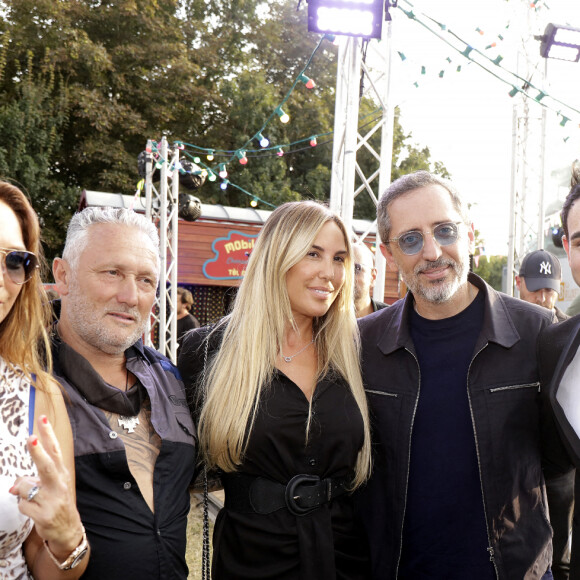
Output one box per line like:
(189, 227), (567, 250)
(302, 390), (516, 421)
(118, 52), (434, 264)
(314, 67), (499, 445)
(381, 0), (580, 255)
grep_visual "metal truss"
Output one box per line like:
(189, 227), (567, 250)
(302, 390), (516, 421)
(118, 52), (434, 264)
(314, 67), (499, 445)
(329, 20), (396, 301)
(144, 136), (179, 363)
(506, 6), (547, 296)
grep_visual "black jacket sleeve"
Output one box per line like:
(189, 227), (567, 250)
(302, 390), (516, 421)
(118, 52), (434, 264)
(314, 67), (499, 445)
(538, 320), (576, 477)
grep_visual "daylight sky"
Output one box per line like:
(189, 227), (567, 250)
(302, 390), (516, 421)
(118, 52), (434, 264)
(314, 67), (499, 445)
(384, 0), (580, 255)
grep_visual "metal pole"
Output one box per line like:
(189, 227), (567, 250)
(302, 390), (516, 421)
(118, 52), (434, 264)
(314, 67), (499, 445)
(538, 58), (548, 250)
(373, 18), (394, 302)
(158, 137), (169, 355)
(507, 105), (518, 296)
(168, 149), (180, 363)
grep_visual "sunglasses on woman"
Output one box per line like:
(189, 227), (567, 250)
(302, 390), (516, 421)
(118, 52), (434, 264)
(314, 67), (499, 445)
(387, 222), (462, 256)
(0, 247), (39, 284)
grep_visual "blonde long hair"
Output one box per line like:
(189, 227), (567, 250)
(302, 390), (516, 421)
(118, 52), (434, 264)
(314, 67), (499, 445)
(0, 181), (54, 391)
(198, 201), (372, 487)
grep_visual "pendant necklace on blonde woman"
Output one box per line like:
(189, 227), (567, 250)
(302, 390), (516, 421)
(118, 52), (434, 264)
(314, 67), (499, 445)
(281, 336), (315, 363)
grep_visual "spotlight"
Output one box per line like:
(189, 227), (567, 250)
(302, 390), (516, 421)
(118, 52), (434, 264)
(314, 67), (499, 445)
(137, 150), (160, 181)
(552, 226), (565, 248)
(307, 0), (384, 40)
(539, 23), (580, 62)
(179, 159), (206, 190)
(178, 194), (202, 222)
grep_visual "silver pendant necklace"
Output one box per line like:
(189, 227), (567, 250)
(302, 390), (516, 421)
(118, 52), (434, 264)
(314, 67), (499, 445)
(119, 368), (139, 433)
(281, 336), (315, 363)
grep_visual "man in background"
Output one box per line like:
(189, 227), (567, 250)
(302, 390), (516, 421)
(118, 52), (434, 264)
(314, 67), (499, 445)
(176, 286), (200, 349)
(516, 249), (567, 322)
(517, 249), (573, 580)
(51, 207), (196, 580)
(352, 242), (388, 317)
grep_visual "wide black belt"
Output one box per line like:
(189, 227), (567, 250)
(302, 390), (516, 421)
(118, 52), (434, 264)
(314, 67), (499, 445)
(223, 472), (350, 516)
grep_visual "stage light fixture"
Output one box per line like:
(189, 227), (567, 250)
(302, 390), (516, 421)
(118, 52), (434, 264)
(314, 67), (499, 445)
(178, 194), (202, 222)
(540, 23), (580, 62)
(307, 0), (384, 40)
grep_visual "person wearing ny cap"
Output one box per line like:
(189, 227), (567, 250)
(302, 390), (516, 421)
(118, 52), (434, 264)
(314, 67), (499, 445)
(516, 249), (572, 580)
(516, 249), (567, 322)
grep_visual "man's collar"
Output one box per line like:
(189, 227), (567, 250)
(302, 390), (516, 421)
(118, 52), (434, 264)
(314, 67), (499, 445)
(376, 273), (522, 355)
(54, 337), (143, 416)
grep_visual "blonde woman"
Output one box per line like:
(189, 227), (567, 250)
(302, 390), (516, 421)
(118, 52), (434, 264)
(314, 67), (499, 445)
(178, 201), (372, 579)
(0, 181), (89, 578)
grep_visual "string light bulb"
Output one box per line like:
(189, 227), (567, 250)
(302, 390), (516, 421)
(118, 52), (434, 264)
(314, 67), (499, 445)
(220, 179), (229, 190)
(250, 197), (258, 208)
(276, 148), (284, 157)
(309, 136), (317, 147)
(257, 133), (270, 148)
(237, 150), (248, 165)
(207, 150), (214, 161)
(208, 170), (217, 182)
(218, 164), (228, 179)
(299, 74), (316, 89)
(277, 107), (290, 124)
(193, 156), (201, 163)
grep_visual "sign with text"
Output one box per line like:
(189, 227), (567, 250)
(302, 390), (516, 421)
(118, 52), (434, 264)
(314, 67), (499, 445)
(203, 230), (258, 280)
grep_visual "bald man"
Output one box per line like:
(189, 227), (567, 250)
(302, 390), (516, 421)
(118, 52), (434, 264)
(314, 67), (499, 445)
(352, 243), (388, 318)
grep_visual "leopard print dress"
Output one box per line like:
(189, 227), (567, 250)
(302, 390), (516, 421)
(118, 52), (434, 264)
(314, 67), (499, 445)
(0, 357), (36, 579)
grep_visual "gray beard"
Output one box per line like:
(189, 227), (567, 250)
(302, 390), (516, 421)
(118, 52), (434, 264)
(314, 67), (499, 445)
(406, 256), (468, 304)
(65, 285), (146, 355)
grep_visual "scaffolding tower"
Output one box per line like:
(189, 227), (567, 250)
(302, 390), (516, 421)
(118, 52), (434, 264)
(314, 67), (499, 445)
(330, 18), (396, 301)
(143, 136), (179, 363)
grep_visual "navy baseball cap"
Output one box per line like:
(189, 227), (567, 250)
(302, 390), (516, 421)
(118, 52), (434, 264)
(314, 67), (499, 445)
(519, 249), (562, 292)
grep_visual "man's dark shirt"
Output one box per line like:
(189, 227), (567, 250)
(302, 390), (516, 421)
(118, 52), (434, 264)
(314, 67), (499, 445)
(399, 291), (494, 579)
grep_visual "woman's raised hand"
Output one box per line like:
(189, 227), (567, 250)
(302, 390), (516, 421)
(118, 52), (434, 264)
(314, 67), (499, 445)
(10, 415), (84, 558)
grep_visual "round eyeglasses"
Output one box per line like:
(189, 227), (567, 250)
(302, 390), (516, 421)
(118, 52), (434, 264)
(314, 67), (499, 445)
(387, 222), (461, 256)
(0, 247), (39, 284)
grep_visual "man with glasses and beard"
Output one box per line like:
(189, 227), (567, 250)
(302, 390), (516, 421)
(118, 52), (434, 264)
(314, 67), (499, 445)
(50, 207), (196, 580)
(356, 171), (554, 580)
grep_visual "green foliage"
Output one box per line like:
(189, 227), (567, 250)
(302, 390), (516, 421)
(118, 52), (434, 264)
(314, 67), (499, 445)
(0, 0), (450, 259)
(473, 255), (507, 291)
(0, 52), (77, 260)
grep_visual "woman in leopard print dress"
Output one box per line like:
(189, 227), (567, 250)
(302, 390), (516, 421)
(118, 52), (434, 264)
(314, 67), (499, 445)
(0, 182), (89, 579)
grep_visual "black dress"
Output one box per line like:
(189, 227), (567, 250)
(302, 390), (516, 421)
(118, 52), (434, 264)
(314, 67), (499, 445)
(178, 327), (370, 580)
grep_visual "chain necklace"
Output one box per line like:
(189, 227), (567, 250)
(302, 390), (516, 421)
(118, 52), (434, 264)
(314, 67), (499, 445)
(281, 336), (315, 363)
(118, 367), (140, 433)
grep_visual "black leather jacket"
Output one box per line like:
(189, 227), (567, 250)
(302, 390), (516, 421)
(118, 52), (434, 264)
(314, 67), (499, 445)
(357, 273), (554, 579)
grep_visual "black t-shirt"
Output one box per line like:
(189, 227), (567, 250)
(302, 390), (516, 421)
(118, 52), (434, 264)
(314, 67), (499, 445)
(399, 290), (495, 580)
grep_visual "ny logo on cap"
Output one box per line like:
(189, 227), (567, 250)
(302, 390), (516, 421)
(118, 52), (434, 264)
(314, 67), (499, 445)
(539, 261), (552, 276)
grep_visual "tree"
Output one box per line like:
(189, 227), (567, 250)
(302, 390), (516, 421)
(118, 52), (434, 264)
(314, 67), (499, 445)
(0, 51), (78, 258)
(0, 0), (450, 257)
(473, 255), (506, 291)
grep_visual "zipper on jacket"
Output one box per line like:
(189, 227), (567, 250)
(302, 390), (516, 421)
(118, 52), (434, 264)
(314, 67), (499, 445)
(467, 343), (499, 579)
(489, 382), (539, 393)
(395, 348), (421, 579)
(365, 389), (398, 397)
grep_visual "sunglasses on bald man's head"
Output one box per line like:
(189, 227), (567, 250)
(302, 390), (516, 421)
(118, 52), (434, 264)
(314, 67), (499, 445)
(0, 247), (39, 284)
